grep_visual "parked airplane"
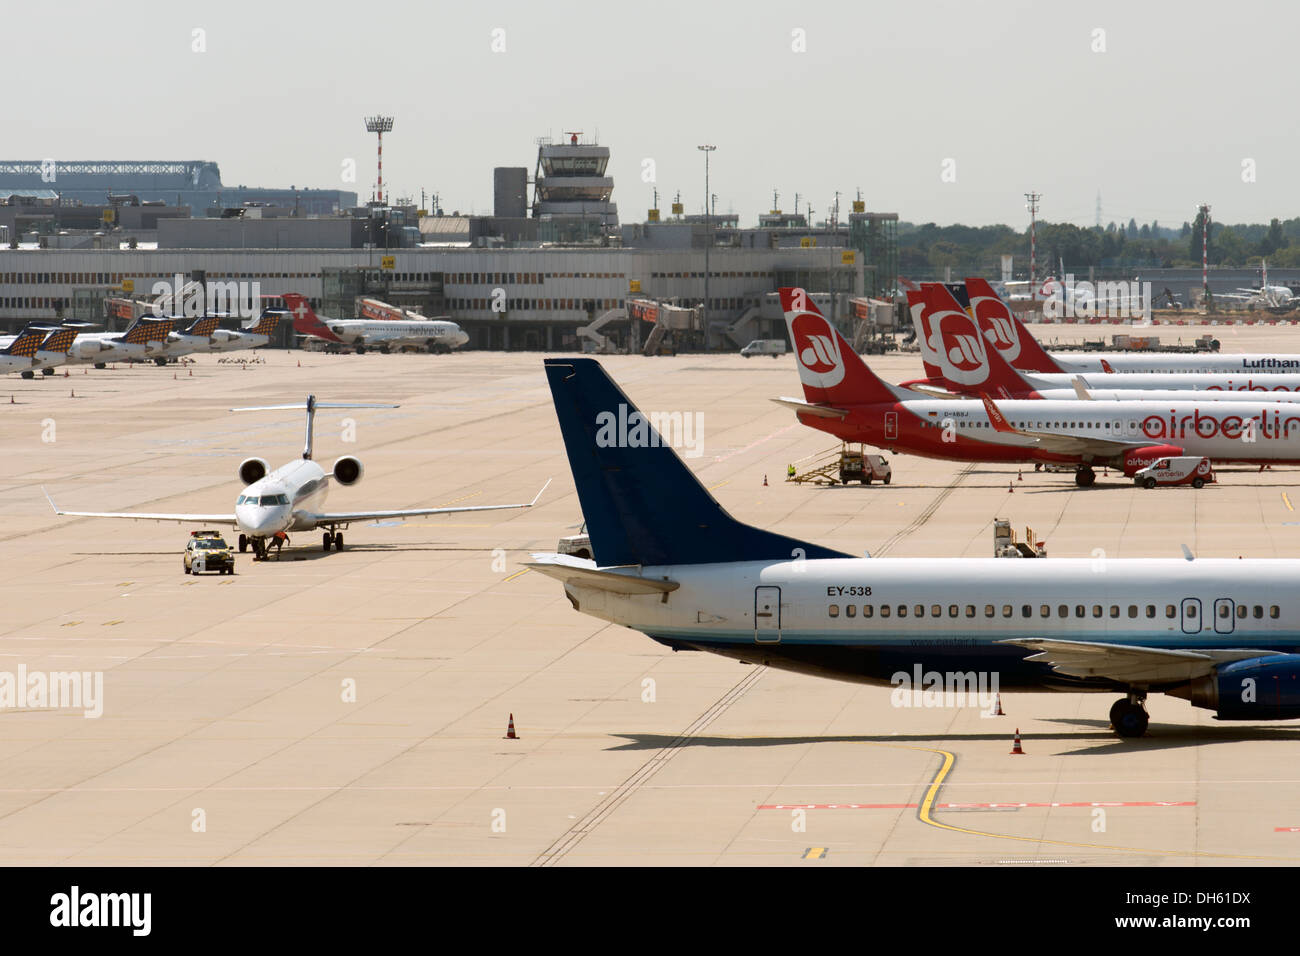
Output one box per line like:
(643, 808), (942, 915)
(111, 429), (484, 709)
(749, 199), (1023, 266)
(965, 276), (1300, 374)
(205, 310), (282, 353)
(47, 395), (548, 560)
(28, 326), (81, 375)
(62, 317), (178, 369)
(153, 316), (223, 362)
(283, 293), (469, 354)
(908, 283), (1300, 399)
(0, 326), (59, 375)
(528, 356), (1300, 738)
(777, 288), (1300, 486)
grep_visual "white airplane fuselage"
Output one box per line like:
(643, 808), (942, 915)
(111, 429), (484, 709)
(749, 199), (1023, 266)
(234, 459), (330, 537)
(568, 557), (1300, 689)
(1050, 352), (1300, 375)
(208, 330), (271, 352)
(326, 320), (468, 351)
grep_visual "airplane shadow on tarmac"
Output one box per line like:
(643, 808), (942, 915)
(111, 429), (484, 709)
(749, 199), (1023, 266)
(606, 722), (1300, 756)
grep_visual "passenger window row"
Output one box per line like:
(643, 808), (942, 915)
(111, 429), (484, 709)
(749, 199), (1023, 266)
(827, 602), (1281, 620)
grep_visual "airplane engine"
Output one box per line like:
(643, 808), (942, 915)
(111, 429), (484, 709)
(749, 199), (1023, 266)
(332, 456), (364, 486)
(239, 457), (270, 485)
(1170, 655), (1300, 720)
(1120, 444), (1184, 477)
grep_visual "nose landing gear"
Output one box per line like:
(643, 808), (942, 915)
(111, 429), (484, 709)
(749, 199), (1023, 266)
(1074, 465), (1097, 488)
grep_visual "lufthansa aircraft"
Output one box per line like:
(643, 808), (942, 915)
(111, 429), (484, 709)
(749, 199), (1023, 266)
(777, 289), (1300, 486)
(529, 357), (1300, 738)
(48, 395), (547, 559)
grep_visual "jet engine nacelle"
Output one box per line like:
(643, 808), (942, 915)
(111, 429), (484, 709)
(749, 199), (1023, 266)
(1120, 443), (1184, 477)
(1172, 655), (1300, 720)
(239, 457), (270, 485)
(332, 455), (364, 486)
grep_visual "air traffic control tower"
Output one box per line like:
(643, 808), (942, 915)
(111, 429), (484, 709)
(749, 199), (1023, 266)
(531, 133), (618, 244)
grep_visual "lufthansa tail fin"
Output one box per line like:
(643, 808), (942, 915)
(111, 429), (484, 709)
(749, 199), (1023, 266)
(544, 358), (849, 568)
(778, 287), (904, 407)
(281, 293), (343, 341)
(2, 325), (55, 357)
(185, 316), (221, 337)
(37, 326), (78, 354)
(964, 277), (1064, 373)
(248, 309), (282, 337)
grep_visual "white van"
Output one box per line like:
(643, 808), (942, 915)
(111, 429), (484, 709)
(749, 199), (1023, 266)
(740, 339), (787, 358)
(1133, 456), (1215, 489)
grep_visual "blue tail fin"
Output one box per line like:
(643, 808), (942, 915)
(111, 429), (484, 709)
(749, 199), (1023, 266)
(543, 358), (850, 567)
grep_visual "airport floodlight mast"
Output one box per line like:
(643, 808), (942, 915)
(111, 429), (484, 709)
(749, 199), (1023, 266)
(364, 115), (394, 205)
(1025, 191), (1041, 297)
(698, 145), (716, 343)
(1200, 202), (1212, 303)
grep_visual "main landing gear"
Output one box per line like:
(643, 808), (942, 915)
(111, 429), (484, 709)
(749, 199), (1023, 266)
(1074, 465), (1096, 488)
(238, 533), (248, 553)
(1109, 692), (1149, 738)
(322, 530), (344, 552)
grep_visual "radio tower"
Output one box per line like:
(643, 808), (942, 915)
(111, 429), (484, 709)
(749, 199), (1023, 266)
(364, 115), (395, 204)
(1024, 191), (1041, 295)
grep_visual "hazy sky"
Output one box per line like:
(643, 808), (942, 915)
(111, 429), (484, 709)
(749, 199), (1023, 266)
(10, 0), (1299, 228)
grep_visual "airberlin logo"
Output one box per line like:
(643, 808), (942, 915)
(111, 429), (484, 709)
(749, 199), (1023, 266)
(790, 313), (845, 387)
(972, 300), (1021, 362)
(920, 302), (990, 387)
(1139, 408), (1300, 441)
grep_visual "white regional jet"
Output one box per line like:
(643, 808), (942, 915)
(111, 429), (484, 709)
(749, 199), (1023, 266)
(529, 357), (1300, 738)
(283, 294), (469, 354)
(48, 395), (548, 560)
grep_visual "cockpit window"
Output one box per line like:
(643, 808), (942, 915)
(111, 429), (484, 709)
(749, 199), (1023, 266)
(242, 496), (258, 505)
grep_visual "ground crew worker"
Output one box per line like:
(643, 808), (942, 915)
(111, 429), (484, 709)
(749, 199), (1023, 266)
(272, 530), (290, 557)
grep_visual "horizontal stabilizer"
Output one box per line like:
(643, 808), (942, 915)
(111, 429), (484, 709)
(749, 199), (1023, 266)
(770, 396), (850, 419)
(525, 554), (679, 594)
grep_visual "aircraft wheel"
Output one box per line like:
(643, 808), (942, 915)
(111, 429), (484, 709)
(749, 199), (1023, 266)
(1075, 467), (1096, 488)
(20, 370), (33, 379)
(323, 532), (333, 552)
(1192, 477), (1205, 489)
(334, 533), (344, 552)
(94, 362), (106, 369)
(41, 367), (54, 375)
(355, 346), (366, 355)
(238, 534), (248, 553)
(1110, 700), (1149, 738)
(427, 342), (438, 354)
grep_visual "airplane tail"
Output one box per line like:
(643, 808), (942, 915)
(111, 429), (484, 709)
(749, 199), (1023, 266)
(281, 293), (342, 341)
(964, 276), (1064, 373)
(38, 327), (78, 354)
(778, 287), (904, 406)
(922, 284), (1039, 399)
(543, 357), (849, 567)
(185, 316), (221, 337)
(120, 317), (175, 345)
(2, 325), (55, 357)
(248, 310), (281, 337)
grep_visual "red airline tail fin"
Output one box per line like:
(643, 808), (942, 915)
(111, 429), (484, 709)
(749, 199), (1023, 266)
(919, 284), (1038, 399)
(964, 276), (1064, 373)
(281, 293), (341, 341)
(779, 287), (900, 406)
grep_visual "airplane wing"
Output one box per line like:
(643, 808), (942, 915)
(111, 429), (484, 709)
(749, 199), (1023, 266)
(305, 480), (550, 525)
(46, 489), (236, 524)
(980, 393), (1147, 459)
(1000, 638), (1267, 684)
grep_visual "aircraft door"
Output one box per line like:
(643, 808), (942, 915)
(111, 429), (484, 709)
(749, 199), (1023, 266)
(1181, 598), (1202, 635)
(1213, 598), (1235, 635)
(755, 586), (781, 644)
(884, 411), (898, 442)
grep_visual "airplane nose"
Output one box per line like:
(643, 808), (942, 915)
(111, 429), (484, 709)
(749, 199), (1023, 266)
(238, 507), (286, 537)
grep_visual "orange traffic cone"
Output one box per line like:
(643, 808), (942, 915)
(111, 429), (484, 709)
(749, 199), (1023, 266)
(993, 693), (1005, 716)
(763, 475), (768, 486)
(297, 360), (301, 368)
(1010, 728), (1025, 754)
(1007, 481), (1014, 493)
(504, 714), (518, 739)
(69, 389), (75, 398)
(1017, 469), (1023, 481)
(189, 369), (193, 376)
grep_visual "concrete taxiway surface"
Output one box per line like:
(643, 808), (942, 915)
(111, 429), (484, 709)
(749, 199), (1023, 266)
(3, 327), (1300, 866)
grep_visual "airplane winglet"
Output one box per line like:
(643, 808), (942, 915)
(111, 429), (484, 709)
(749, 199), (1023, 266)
(528, 478), (552, 507)
(42, 486), (62, 515)
(1100, 359), (1116, 374)
(979, 393), (1016, 434)
(1071, 376), (1094, 401)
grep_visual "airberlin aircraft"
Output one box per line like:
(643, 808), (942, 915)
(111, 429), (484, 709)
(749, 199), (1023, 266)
(529, 356), (1300, 738)
(777, 288), (1300, 486)
(908, 282), (1300, 402)
(48, 395), (548, 560)
(965, 275), (1300, 375)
